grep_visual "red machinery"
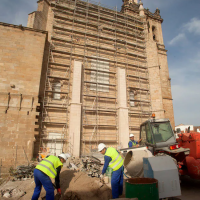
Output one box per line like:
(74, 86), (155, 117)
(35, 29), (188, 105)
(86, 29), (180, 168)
(177, 132), (200, 179)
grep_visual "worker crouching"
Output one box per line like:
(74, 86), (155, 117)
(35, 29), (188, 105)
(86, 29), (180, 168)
(98, 143), (124, 199)
(31, 153), (69, 200)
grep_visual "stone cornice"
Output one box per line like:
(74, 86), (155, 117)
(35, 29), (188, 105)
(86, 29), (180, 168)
(158, 52), (167, 56)
(145, 9), (163, 23)
(157, 43), (167, 52)
(163, 97), (173, 101)
(121, 3), (139, 14)
(37, 0), (50, 6)
(121, 2), (163, 23)
(0, 22), (48, 34)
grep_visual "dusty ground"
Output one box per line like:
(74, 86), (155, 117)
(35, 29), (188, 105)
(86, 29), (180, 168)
(179, 176), (200, 200)
(1, 171), (200, 200)
(0, 169), (112, 200)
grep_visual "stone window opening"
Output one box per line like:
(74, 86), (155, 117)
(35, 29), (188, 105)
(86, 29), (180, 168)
(52, 81), (61, 100)
(90, 57), (110, 93)
(147, 21), (150, 33)
(152, 26), (157, 41)
(130, 90), (136, 107)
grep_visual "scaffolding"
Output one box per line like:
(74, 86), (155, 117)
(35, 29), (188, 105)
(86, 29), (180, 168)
(39, 0), (151, 155)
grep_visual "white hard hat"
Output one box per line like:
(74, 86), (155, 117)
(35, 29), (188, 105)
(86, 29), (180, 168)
(130, 134), (134, 137)
(58, 153), (68, 161)
(98, 143), (106, 152)
(65, 153), (71, 159)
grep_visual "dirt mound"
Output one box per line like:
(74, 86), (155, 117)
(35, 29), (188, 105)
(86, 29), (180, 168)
(60, 169), (112, 200)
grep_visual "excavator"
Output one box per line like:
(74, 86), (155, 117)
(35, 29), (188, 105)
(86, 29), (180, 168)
(122, 114), (200, 179)
(120, 115), (200, 199)
(138, 114), (190, 159)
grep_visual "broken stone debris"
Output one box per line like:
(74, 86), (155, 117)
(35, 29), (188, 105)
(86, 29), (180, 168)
(3, 191), (10, 198)
(9, 156), (102, 181)
(10, 164), (35, 181)
(1, 188), (26, 199)
(68, 156), (102, 178)
(0, 156), (104, 199)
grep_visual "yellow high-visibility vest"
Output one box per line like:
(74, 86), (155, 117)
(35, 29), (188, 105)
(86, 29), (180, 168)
(129, 140), (137, 146)
(36, 155), (63, 178)
(105, 147), (123, 171)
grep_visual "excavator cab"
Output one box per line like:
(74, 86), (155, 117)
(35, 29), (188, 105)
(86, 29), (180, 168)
(140, 115), (190, 156)
(140, 119), (175, 146)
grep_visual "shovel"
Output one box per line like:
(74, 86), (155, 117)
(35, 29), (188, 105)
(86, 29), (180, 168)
(53, 183), (63, 200)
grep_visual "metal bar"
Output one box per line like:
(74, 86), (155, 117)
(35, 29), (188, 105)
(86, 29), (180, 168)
(5, 92), (10, 113)
(19, 94), (23, 111)
(84, 81), (116, 86)
(84, 67), (116, 74)
(47, 75), (69, 80)
(31, 97), (34, 111)
(0, 159), (2, 178)
(23, 146), (30, 166)
(45, 90), (68, 94)
(15, 145), (17, 168)
(49, 62), (70, 68)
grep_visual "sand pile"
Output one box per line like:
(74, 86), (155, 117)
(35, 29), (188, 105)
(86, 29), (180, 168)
(60, 170), (112, 200)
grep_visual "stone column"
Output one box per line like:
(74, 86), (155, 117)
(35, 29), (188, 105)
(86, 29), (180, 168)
(139, 0), (145, 16)
(69, 61), (82, 157)
(117, 67), (129, 148)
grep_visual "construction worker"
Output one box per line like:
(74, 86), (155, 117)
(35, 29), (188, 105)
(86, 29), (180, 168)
(31, 153), (69, 200)
(98, 143), (123, 199)
(128, 133), (142, 148)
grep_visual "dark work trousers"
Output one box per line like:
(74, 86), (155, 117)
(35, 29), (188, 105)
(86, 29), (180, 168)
(111, 166), (123, 199)
(31, 169), (54, 200)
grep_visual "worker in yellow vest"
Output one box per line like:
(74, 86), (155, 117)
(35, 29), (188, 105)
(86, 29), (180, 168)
(31, 153), (69, 200)
(128, 134), (142, 147)
(98, 143), (124, 199)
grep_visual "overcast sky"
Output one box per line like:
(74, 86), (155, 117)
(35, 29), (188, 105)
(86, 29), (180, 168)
(0, 0), (200, 126)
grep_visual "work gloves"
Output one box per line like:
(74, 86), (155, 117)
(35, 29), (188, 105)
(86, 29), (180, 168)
(57, 188), (61, 195)
(100, 174), (104, 179)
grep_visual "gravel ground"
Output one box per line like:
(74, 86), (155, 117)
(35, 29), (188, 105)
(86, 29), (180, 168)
(179, 176), (200, 200)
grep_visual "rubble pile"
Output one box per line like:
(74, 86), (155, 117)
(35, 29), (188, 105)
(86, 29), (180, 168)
(1, 188), (26, 198)
(68, 156), (102, 178)
(10, 164), (35, 181)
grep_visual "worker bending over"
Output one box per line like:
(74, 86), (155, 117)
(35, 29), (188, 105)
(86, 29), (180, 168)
(98, 143), (124, 199)
(31, 153), (68, 200)
(128, 134), (142, 148)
